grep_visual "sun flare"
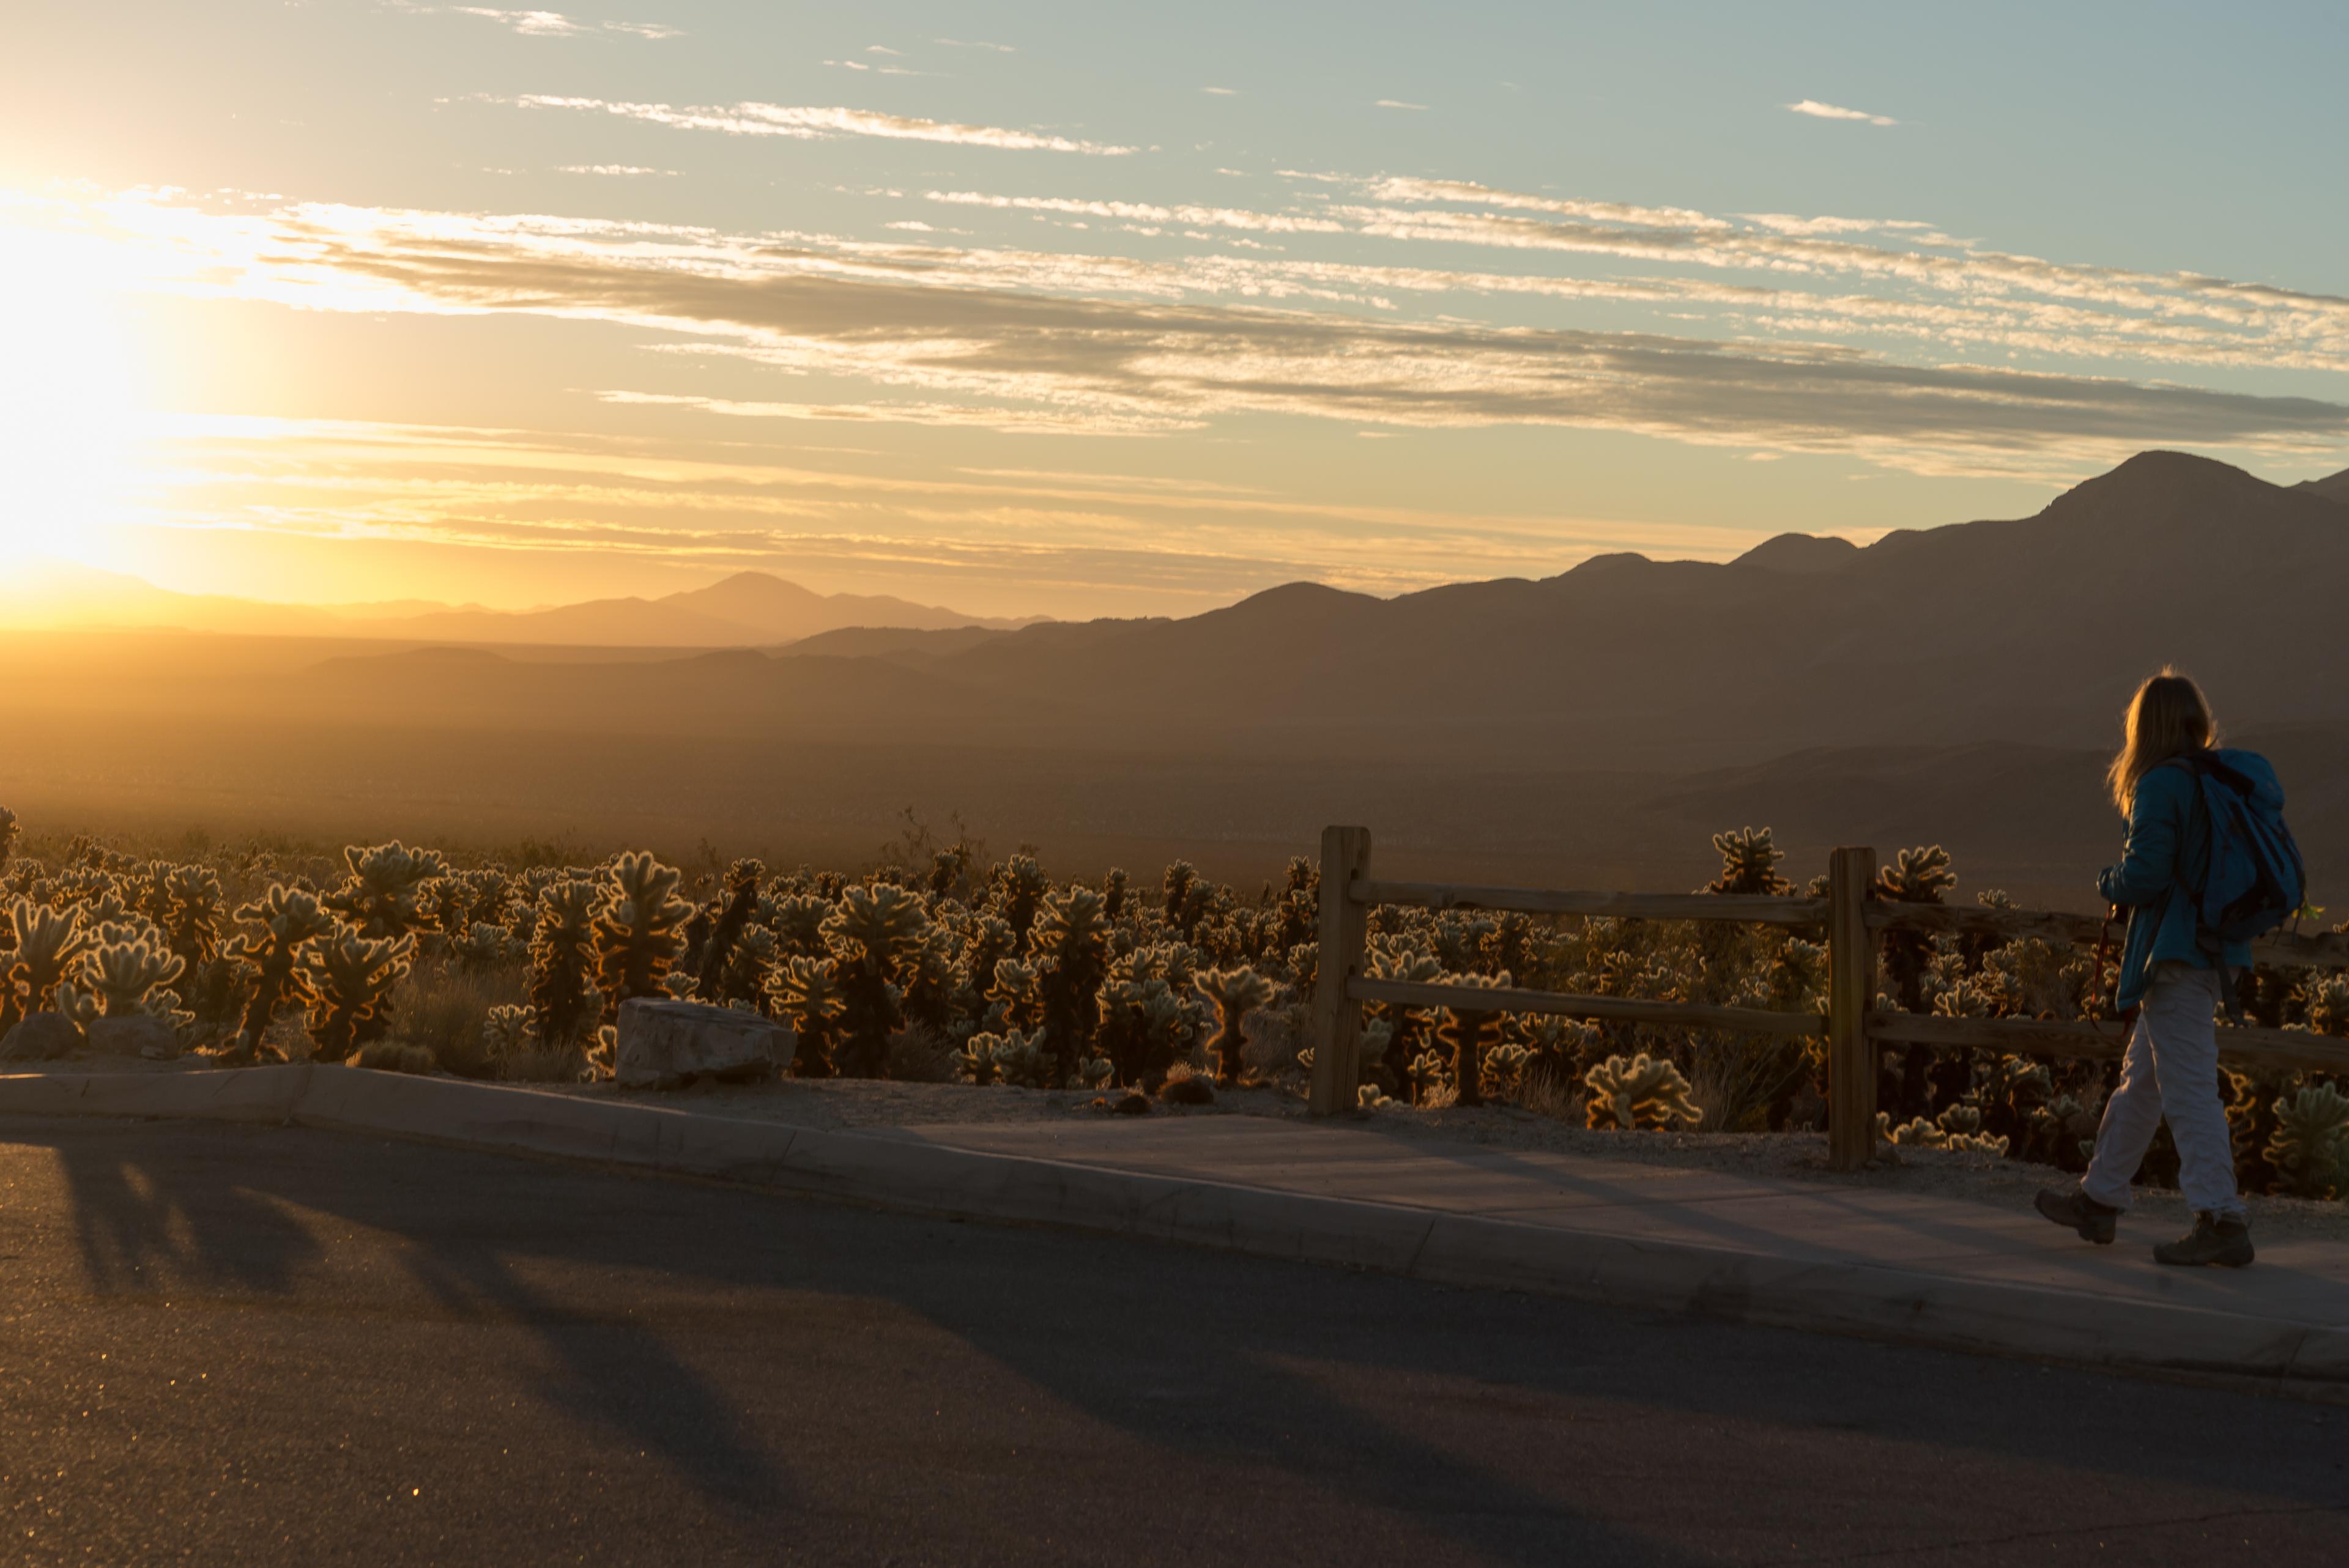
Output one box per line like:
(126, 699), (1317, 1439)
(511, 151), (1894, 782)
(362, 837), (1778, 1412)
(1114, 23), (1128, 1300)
(0, 223), (144, 566)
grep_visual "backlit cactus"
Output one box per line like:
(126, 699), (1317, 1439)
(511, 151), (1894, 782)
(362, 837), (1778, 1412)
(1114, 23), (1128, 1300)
(823, 882), (930, 1077)
(227, 885), (336, 1056)
(302, 927), (414, 1062)
(324, 841), (450, 940)
(1584, 1053), (1703, 1131)
(527, 879), (601, 1052)
(1194, 966), (1273, 1087)
(592, 852), (693, 1017)
(767, 953), (847, 1078)
(88, 922), (187, 1016)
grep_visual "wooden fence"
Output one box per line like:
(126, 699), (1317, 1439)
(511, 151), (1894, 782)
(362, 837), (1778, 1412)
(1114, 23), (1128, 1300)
(1304, 826), (2349, 1170)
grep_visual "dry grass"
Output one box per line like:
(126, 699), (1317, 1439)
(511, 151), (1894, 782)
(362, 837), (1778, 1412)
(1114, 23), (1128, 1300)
(1517, 1063), (1585, 1125)
(1683, 1034), (1802, 1134)
(390, 957), (524, 1078)
(885, 1024), (954, 1083)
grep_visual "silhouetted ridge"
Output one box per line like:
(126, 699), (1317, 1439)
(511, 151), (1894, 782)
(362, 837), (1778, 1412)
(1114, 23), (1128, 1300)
(1731, 533), (1861, 573)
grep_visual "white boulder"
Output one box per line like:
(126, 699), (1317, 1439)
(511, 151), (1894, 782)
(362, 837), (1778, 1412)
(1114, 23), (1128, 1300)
(615, 998), (792, 1089)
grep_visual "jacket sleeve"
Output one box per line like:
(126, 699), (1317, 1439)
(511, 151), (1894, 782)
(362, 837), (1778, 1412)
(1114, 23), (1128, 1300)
(2096, 769), (2186, 907)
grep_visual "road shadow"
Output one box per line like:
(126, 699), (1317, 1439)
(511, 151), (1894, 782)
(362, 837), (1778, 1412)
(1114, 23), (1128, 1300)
(15, 1115), (2349, 1561)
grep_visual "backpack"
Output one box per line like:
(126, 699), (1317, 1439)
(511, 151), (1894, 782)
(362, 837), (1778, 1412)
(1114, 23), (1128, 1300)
(2173, 748), (2306, 956)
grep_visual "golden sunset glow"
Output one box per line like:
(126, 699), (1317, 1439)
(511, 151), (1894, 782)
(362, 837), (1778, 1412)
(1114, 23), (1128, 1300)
(0, 221), (142, 564)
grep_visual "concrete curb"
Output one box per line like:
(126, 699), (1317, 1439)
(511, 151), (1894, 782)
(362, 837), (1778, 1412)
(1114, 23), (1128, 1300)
(6, 1067), (2345, 1397)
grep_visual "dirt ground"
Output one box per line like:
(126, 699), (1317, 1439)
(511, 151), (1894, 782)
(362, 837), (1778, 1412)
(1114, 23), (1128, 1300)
(22, 1051), (2349, 1242)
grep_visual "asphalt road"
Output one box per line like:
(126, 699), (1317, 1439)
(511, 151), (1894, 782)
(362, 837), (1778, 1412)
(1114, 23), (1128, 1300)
(2, 1118), (2345, 1567)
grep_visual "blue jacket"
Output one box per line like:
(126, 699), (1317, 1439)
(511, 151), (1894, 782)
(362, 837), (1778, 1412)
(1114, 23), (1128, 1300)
(2095, 748), (2267, 1011)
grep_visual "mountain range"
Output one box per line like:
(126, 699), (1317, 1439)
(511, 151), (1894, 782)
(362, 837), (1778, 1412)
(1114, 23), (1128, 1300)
(0, 560), (1036, 646)
(7, 449), (2348, 898)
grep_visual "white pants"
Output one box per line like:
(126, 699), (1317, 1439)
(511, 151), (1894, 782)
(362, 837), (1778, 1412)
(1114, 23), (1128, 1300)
(2081, 966), (2246, 1221)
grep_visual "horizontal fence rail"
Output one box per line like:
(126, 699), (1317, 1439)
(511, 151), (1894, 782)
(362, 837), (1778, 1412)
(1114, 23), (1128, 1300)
(1352, 879), (1827, 927)
(1306, 824), (2349, 1170)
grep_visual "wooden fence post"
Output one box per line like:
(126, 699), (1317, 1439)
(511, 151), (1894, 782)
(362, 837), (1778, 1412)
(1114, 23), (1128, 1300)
(1827, 845), (1878, 1171)
(1308, 825), (1373, 1117)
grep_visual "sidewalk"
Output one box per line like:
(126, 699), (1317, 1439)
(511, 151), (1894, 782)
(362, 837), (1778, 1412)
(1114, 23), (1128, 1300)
(5, 1065), (2345, 1397)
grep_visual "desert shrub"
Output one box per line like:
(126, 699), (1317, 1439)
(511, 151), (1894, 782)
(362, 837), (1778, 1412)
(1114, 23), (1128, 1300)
(885, 1024), (955, 1083)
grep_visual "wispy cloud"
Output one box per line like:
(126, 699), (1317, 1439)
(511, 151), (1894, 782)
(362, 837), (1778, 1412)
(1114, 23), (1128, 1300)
(72, 191), (2346, 479)
(866, 45), (901, 56)
(507, 95), (1135, 153)
(927, 190), (1346, 234)
(935, 38), (1014, 52)
(1375, 99), (1428, 111)
(557, 164), (676, 176)
(1786, 98), (1896, 127)
(444, 7), (681, 39)
(1201, 87), (1238, 97)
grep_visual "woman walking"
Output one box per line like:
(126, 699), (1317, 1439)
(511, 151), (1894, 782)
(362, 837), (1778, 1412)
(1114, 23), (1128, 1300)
(2035, 671), (2259, 1267)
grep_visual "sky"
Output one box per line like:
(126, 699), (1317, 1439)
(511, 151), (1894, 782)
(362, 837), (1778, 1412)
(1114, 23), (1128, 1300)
(4, 0), (2347, 619)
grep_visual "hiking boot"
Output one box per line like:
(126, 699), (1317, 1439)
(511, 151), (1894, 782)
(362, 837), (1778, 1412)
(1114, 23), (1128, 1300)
(2153, 1213), (2254, 1268)
(2034, 1187), (2119, 1245)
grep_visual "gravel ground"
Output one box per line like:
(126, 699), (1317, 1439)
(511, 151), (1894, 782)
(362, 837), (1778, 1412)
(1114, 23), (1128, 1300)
(23, 1051), (2349, 1242)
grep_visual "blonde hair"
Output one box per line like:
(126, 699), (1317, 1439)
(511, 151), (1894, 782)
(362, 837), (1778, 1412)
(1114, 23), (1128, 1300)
(2107, 669), (2216, 815)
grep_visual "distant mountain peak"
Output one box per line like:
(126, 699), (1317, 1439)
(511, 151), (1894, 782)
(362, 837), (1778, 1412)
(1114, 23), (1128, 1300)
(1731, 533), (1861, 574)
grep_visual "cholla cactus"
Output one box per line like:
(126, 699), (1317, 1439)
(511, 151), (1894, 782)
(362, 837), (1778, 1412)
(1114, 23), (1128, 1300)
(481, 1003), (533, 1060)
(824, 882), (931, 1076)
(529, 879), (601, 1052)
(451, 922), (516, 971)
(1705, 827), (1791, 896)
(1405, 1047), (1450, 1103)
(770, 893), (831, 957)
(226, 885), (336, 1057)
(324, 841), (449, 940)
(1584, 1052), (1703, 1131)
(54, 981), (100, 1045)
(1102, 867), (1128, 921)
(2263, 1084), (2349, 1199)
(982, 1026), (1052, 1089)
(9, 899), (92, 1015)
(88, 922), (186, 1016)
(1435, 971), (1511, 1108)
(991, 854), (1048, 939)
(2299, 975), (2349, 1039)
(767, 953), (847, 1078)
(1194, 966), (1274, 1087)
(1162, 860), (1205, 944)
(1877, 845), (1957, 904)
(592, 852), (693, 1017)
(161, 865), (225, 974)
(693, 857), (765, 1002)
(1479, 1040), (1535, 1103)
(302, 927), (414, 1062)
(1096, 954), (1197, 1089)
(1031, 885), (1108, 1084)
